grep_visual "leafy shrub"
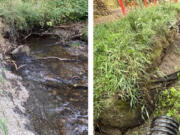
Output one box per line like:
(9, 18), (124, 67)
(155, 86), (180, 122)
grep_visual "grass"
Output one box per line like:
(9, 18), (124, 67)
(0, 68), (6, 83)
(154, 85), (180, 123)
(94, 3), (180, 119)
(0, 74), (4, 83)
(0, 71), (7, 135)
(0, 118), (7, 135)
(0, 0), (88, 40)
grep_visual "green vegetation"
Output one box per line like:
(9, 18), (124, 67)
(154, 85), (180, 123)
(0, 74), (4, 83)
(0, 68), (6, 83)
(0, 118), (7, 135)
(0, 0), (88, 39)
(82, 26), (88, 41)
(94, 3), (180, 118)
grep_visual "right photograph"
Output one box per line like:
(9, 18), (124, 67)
(94, 0), (180, 135)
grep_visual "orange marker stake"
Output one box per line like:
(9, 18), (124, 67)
(153, 0), (157, 5)
(144, 0), (148, 7)
(118, 0), (126, 16)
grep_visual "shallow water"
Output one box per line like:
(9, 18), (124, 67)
(14, 37), (88, 135)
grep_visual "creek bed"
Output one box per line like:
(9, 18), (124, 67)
(13, 36), (88, 135)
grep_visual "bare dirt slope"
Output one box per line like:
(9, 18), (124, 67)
(159, 34), (180, 75)
(0, 69), (36, 135)
(0, 21), (36, 135)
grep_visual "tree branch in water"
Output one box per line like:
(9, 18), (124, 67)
(36, 56), (80, 62)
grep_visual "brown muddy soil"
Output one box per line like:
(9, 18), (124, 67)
(94, 8), (123, 25)
(159, 34), (180, 75)
(94, 7), (134, 25)
(0, 21), (14, 54)
(0, 21), (36, 135)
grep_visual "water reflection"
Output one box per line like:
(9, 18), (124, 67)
(14, 37), (88, 135)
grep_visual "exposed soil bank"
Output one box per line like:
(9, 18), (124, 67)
(0, 66), (36, 135)
(0, 21), (88, 135)
(0, 21), (36, 135)
(159, 35), (180, 75)
(124, 34), (180, 135)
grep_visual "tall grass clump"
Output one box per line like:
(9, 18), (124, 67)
(0, 0), (88, 40)
(94, 3), (180, 118)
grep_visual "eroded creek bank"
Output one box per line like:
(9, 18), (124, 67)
(0, 22), (88, 135)
(95, 32), (180, 135)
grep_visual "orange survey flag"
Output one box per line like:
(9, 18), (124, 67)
(153, 0), (157, 5)
(144, 0), (148, 7)
(118, 0), (126, 16)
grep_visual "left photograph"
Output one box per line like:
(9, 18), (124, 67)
(0, 0), (88, 135)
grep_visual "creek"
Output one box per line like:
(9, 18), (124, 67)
(12, 36), (88, 135)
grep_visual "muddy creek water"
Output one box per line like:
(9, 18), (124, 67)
(13, 36), (88, 135)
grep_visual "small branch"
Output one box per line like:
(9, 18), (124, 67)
(17, 64), (27, 70)
(11, 60), (18, 70)
(23, 32), (32, 40)
(51, 41), (67, 46)
(32, 32), (60, 37)
(54, 25), (72, 29)
(36, 56), (80, 62)
(23, 32), (61, 40)
(70, 33), (83, 40)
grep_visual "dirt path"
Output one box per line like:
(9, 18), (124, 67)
(94, 8), (123, 25)
(94, 7), (135, 25)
